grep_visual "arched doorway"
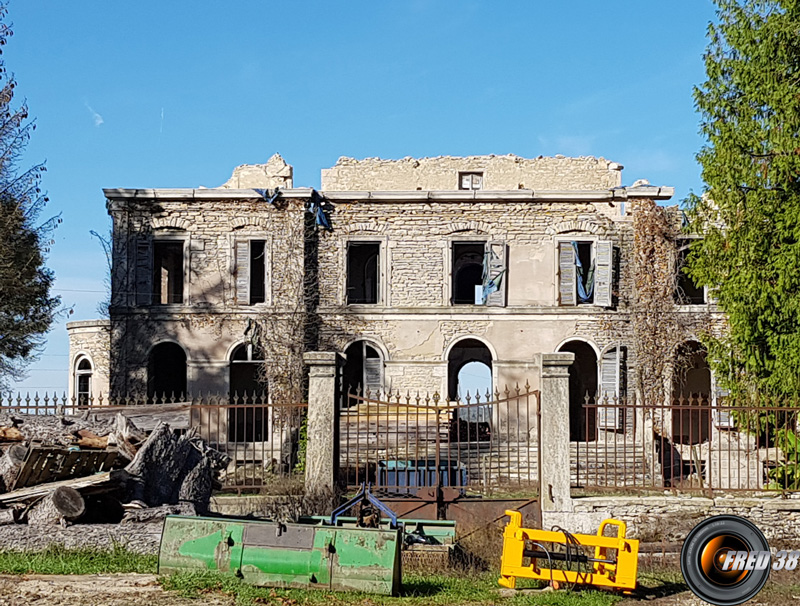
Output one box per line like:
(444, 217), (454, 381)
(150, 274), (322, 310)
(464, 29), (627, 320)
(228, 343), (266, 442)
(672, 341), (711, 445)
(229, 343), (267, 401)
(147, 342), (187, 401)
(558, 340), (598, 441)
(343, 340), (384, 396)
(447, 338), (493, 401)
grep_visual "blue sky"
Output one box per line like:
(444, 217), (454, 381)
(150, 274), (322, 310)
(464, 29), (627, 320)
(6, 0), (718, 395)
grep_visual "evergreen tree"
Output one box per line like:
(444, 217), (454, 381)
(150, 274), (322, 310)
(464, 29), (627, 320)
(0, 3), (60, 390)
(687, 0), (800, 397)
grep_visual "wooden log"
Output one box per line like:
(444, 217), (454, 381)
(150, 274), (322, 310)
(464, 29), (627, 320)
(0, 469), (127, 506)
(0, 411), (144, 448)
(0, 508), (18, 525)
(124, 423), (229, 511)
(0, 427), (24, 442)
(75, 430), (109, 449)
(27, 486), (86, 526)
(0, 444), (27, 492)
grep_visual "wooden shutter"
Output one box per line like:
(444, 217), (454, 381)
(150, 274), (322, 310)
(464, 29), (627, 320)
(135, 237), (152, 306)
(598, 346), (623, 430)
(235, 240), (249, 305)
(558, 242), (576, 306)
(364, 357), (383, 396)
(594, 240), (613, 307)
(485, 240), (507, 307)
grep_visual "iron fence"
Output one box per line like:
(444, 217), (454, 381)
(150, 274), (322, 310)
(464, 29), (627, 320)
(338, 385), (541, 496)
(573, 394), (800, 495)
(0, 392), (305, 490)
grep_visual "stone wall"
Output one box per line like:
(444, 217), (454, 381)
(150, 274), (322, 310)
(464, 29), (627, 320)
(544, 495), (800, 546)
(106, 192), (309, 395)
(218, 152), (293, 189)
(321, 155), (623, 191)
(66, 319), (111, 398)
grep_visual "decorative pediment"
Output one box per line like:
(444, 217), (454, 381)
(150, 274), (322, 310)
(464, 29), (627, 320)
(341, 221), (386, 234)
(444, 221), (492, 235)
(152, 217), (189, 230)
(547, 220), (606, 236)
(231, 217), (270, 230)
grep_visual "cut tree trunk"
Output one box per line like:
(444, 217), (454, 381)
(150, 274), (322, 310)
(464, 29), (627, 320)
(27, 486), (86, 526)
(0, 444), (27, 492)
(124, 423), (229, 512)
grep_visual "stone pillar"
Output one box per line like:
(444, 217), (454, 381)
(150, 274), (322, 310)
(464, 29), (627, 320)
(303, 352), (343, 493)
(539, 353), (574, 513)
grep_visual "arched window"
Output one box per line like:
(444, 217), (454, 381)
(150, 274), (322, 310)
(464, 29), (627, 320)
(229, 343), (267, 442)
(229, 343), (267, 402)
(147, 342), (187, 402)
(343, 341), (384, 396)
(74, 357), (93, 405)
(672, 341), (711, 445)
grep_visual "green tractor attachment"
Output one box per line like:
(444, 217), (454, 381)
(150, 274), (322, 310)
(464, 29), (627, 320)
(158, 485), (406, 595)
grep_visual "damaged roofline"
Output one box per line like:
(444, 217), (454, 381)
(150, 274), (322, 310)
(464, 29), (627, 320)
(103, 187), (315, 201)
(103, 185), (674, 203)
(323, 185), (674, 202)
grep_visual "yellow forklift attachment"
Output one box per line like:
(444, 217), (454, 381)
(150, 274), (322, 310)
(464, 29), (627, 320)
(499, 510), (639, 591)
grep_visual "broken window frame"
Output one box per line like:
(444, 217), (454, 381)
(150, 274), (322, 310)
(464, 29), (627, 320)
(448, 238), (508, 307)
(345, 238), (385, 306)
(458, 171), (484, 190)
(136, 230), (189, 306)
(674, 237), (707, 305)
(74, 356), (93, 405)
(556, 237), (614, 308)
(233, 237), (272, 306)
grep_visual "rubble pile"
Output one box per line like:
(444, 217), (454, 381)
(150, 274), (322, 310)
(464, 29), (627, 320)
(0, 411), (229, 527)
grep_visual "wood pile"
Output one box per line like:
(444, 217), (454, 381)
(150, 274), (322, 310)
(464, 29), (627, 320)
(0, 409), (229, 527)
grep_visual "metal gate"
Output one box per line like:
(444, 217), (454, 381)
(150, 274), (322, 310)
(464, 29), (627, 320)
(338, 385), (540, 497)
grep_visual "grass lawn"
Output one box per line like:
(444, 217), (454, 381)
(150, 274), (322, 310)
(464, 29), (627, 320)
(161, 570), (624, 606)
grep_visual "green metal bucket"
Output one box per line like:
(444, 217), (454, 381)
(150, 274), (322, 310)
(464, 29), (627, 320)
(158, 515), (402, 596)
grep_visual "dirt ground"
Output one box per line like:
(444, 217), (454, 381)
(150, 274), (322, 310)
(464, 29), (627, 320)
(0, 571), (799, 606)
(0, 574), (234, 606)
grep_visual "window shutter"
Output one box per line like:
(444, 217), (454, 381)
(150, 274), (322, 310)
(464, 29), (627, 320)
(485, 240), (507, 307)
(558, 242), (576, 306)
(598, 346), (623, 430)
(135, 237), (152, 306)
(364, 357), (383, 395)
(235, 240), (250, 305)
(594, 240), (613, 307)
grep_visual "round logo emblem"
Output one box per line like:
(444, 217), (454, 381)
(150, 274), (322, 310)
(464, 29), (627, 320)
(681, 515), (771, 606)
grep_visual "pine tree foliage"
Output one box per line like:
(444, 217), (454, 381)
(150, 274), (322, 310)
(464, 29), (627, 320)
(686, 0), (800, 397)
(0, 4), (60, 389)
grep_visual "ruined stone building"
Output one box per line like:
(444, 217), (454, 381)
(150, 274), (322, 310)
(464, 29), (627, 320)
(67, 153), (720, 444)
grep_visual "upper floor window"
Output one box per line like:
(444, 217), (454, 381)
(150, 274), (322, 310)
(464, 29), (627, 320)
(459, 172), (483, 190)
(234, 239), (268, 305)
(74, 357), (92, 405)
(452, 242), (485, 304)
(675, 240), (706, 305)
(451, 240), (507, 306)
(347, 242), (380, 304)
(153, 241), (184, 305)
(135, 235), (186, 306)
(558, 240), (614, 307)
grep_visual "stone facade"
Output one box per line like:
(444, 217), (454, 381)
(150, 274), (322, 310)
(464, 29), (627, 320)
(68, 153), (720, 424)
(321, 154), (623, 191)
(66, 319), (111, 400)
